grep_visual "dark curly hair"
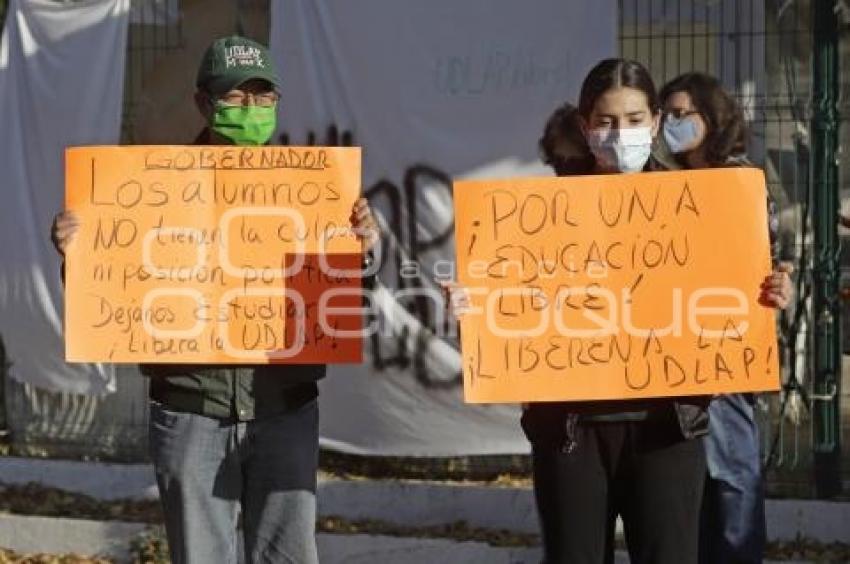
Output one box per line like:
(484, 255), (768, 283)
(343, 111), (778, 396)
(659, 72), (748, 165)
(538, 102), (595, 176)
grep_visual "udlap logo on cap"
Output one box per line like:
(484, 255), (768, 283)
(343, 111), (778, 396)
(197, 35), (280, 94)
(224, 45), (265, 69)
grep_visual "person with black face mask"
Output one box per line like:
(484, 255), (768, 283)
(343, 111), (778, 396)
(660, 71), (792, 564)
(538, 101), (596, 176)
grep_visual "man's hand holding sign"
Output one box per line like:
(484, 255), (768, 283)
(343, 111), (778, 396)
(449, 168), (787, 403)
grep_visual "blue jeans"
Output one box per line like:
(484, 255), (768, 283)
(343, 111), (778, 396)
(700, 394), (766, 564)
(149, 399), (320, 564)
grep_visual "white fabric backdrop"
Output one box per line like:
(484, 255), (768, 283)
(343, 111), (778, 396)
(0, 0), (130, 394)
(272, 0), (617, 455)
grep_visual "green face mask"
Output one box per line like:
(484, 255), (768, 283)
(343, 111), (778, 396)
(211, 103), (277, 146)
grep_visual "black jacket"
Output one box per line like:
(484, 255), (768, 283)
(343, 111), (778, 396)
(521, 153), (779, 451)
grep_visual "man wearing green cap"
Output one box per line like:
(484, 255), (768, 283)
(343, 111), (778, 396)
(51, 36), (378, 564)
(194, 35), (284, 147)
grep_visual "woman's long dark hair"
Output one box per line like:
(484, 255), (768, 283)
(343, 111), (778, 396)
(577, 58), (660, 120)
(659, 72), (748, 165)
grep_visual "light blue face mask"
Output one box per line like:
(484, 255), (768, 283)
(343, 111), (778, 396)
(663, 115), (701, 154)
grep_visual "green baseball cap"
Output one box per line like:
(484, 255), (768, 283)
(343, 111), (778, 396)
(196, 35), (281, 95)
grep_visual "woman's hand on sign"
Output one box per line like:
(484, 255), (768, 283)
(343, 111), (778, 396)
(51, 211), (80, 257)
(438, 279), (472, 318)
(759, 262), (794, 309)
(350, 197), (379, 251)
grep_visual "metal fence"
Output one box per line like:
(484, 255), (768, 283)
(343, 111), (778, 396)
(121, 0), (183, 143)
(1, 0), (847, 498)
(618, 0), (849, 498)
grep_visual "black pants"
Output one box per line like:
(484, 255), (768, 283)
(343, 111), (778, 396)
(531, 418), (706, 564)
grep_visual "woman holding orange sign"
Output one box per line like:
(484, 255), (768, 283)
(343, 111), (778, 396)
(443, 59), (791, 564)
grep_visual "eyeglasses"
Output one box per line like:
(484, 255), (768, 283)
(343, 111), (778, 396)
(665, 109), (699, 120)
(216, 90), (280, 108)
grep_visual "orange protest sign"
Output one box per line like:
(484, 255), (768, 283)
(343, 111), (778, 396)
(64, 145), (364, 364)
(453, 168), (780, 403)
